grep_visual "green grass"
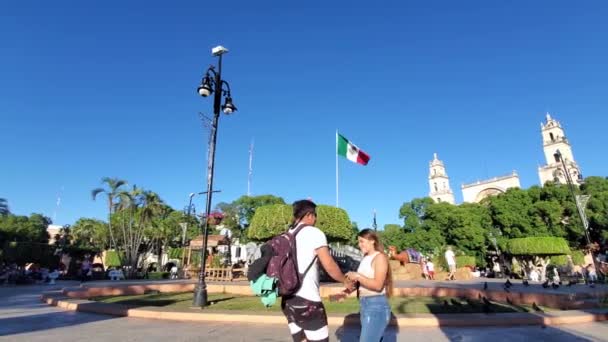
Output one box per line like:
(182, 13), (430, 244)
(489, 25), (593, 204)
(92, 292), (540, 314)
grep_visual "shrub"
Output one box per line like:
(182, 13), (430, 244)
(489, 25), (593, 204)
(248, 204), (352, 242)
(506, 237), (570, 256)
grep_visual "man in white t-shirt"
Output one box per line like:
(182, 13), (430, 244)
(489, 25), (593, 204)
(282, 200), (348, 342)
(445, 247), (456, 281)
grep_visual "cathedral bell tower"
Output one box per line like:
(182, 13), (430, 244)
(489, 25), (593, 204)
(538, 113), (582, 185)
(429, 153), (455, 204)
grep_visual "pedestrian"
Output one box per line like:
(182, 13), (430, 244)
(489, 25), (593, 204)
(445, 247), (456, 281)
(80, 257), (91, 284)
(426, 259), (435, 280)
(421, 257), (429, 280)
(281, 200), (350, 342)
(346, 229), (393, 342)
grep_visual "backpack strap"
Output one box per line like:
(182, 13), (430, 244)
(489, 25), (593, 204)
(289, 224), (318, 279)
(301, 255), (318, 278)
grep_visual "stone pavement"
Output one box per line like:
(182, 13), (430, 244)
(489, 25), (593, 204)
(2, 282), (608, 341)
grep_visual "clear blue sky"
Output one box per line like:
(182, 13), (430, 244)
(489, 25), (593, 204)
(2, 1), (607, 230)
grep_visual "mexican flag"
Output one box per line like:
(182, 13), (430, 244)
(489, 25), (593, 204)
(337, 133), (370, 165)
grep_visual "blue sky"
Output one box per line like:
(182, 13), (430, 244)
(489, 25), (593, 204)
(2, 1), (607, 230)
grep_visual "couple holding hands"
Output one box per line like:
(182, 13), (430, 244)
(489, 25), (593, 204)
(283, 200), (392, 342)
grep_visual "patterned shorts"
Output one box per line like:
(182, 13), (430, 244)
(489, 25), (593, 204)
(281, 296), (328, 342)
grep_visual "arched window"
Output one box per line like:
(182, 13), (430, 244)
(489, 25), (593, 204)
(434, 182), (438, 192)
(549, 132), (555, 142)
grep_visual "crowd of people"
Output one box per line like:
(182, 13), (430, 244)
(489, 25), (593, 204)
(0, 262), (60, 285)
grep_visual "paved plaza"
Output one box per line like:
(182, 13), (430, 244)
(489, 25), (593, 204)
(1, 281), (608, 341)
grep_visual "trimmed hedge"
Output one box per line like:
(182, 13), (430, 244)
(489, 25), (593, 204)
(506, 237), (570, 256)
(148, 272), (170, 280)
(550, 250), (586, 266)
(248, 204), (352, 241)
(315, 205), (352, 241)
(248, 204), (292, 240)
(550, 255), (569, 266)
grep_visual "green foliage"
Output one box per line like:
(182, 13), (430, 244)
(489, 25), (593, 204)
(71, 218), (109, 250)
(506, 237), (570, 256)
(167, 247), (184, 259)
(0, 213), (51, 244)
(456, 256), (476, 268)
(247, 204), (292, 240)
(248, 204), (352, 242)
(399, 198), (434, 232)
(148, 272), (170, 280)
(571, 250), (585, 265)
(394, 176), (608, 263)
(550, 255), (569, 266)
(315, 205), (352, 241)
(380, 224), (407, 250)
(347, 222), (360, 247)
(233, 195), (286, 225)
(0, 241), (57, 268)
(105, 250), (123, 267)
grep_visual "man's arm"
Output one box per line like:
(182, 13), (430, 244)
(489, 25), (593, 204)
(316, 246), (346, 283)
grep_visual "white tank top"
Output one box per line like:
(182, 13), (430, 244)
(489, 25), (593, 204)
(357, 251), (386, 296)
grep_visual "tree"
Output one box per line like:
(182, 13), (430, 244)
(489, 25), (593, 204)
(399, 198), (434, 232)
(233, 195), (286, 225)
(0, 213), (52, 266)
(148, 207), (182, 270)
(488, 188), (535, 239)
(581, 177), (608, 243)
(0, 198), (9, 216)
(380, 224), (407, 251)
(506, 237), (570, 281)
(92, 177), (127, 249)
(71, 218), (109, 251)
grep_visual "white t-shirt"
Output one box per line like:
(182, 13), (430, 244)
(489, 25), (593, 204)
(445, 250), (456, 266)
(426, 261), (435, 272)
(289, 225), (328, 302)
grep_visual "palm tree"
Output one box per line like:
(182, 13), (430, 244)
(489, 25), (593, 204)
(92, 178), (127, 250)
(0, 198), (9, 216)
(137, 191), (165, 270)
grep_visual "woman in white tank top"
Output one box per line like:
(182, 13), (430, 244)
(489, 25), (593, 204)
(346, 229), (393, 342)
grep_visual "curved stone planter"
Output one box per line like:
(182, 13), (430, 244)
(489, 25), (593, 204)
(40, 281), (608, 327)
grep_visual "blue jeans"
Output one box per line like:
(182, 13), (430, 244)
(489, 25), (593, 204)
(359, 295), (391, 342)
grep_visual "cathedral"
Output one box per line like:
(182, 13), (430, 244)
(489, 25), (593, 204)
(428, 114), (582, 204)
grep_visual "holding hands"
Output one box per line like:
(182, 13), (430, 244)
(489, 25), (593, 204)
(345, 271), (361, 282)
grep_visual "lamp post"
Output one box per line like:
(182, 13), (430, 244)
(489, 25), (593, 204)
(192, 45), (237, 308)
(183, 193), (196, 246)
(554, 150), (590, 245)
(553, 149), (598, 275)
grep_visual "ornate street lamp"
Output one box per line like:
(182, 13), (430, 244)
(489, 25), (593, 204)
(193, 45), (237, 308)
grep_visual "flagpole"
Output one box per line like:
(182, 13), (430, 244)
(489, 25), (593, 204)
(336, 130), (339, 207)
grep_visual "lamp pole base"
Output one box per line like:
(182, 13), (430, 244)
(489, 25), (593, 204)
(192, 283), (208, 307)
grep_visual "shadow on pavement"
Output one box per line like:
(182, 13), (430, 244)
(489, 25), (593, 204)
(0, 310), (117, 337)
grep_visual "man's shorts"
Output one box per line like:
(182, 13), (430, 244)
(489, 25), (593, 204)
(281, 296), (328, 342)
(449, 264), (457, 272)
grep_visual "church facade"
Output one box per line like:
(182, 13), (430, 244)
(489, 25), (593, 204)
(429, 114), (581, 204)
